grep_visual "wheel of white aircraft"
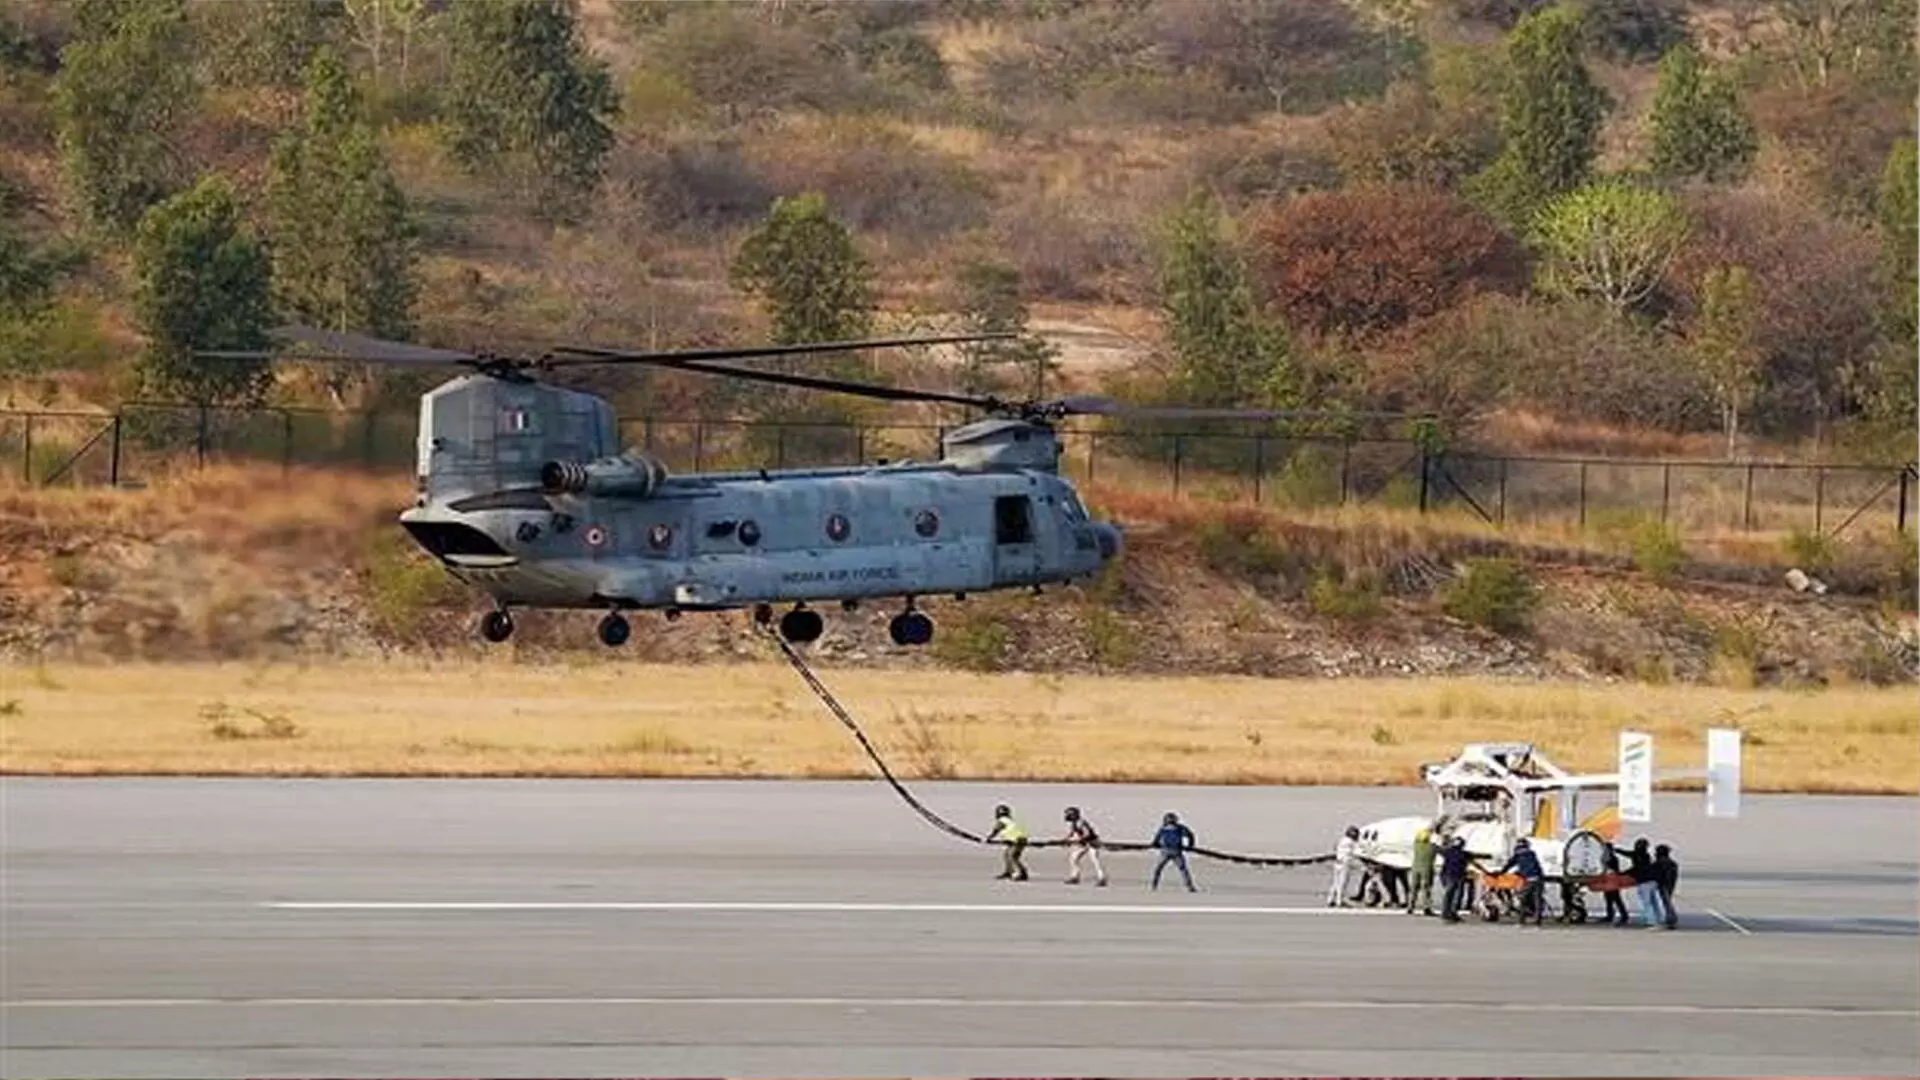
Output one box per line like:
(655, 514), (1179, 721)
(597, 612), (631, 647)
(480, 610), (514, 643)
(779, 608), (824, 644)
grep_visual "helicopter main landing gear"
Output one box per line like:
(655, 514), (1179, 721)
(779, 606), (824, 644)
(480, 609), (514, 643)
(888, 609), (934, 647)
(597, 612), (631, 647)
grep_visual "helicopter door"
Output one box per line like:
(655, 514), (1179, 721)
(993, 495), (1039, 584)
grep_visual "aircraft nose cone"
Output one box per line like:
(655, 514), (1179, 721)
(1094, 522), (1123, 561)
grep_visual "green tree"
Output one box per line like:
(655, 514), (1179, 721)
(1532, 179), (1689, 313)
(442, 0), (618, 212)
(949, 256), (1059, 399)
(1157, 192), (1294, 409)
(266, 51), (416, 352)
(200, 0), (344, 91)
(132, 176), (274, 405)
(53, 0), (197, 232)
(1689, 265), (1762, 458)
(1469, 4), (1607, 228)
(732, 192), (877, 348)
(1648, 43), (1758, 183)
(0, 215), (80, 377)
(729, 193), (878, 459)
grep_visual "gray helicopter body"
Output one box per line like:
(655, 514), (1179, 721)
(398, 373), (1120, 645)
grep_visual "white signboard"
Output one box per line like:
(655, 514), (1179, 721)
(1707, 727), (1743, 819)
(1618, 730), (1654, 824)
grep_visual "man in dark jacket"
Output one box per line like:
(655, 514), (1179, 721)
(1150, 812), (1197, 892)
(1599, 840), (1630, 925)
(1499, 838), (1546, 926)
(1438, 836), (1472, 923)
(1619, 838), (1662, 927)
(1653, 844), (1680, 930)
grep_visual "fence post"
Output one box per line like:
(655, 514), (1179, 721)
(1252, 436), (1264, 505)
(1340, 443), (1351, 506)
(281, 410), (294, 476)
(1577, 462), (1588, 529)
(1087, 433), (1097, 485)
(1814, 466), (1825, 534)
(693, 423), (705, 472)
(855, 426), (866, 466)
(1498, 457), (1508, 525)
(775, 426), (786, 469)
(1417, 446), (1430, 514)
(1901, 467), (1912, 535)
(108, 414), (121, 487)
(1660, 464), (1671, 525)
(21, 414), (32, 484)
(360, 411), (375, 468)
(196, 404), (209, 468)
(1172, 435), (1184, 496)
(1743, 464), (1755, 531)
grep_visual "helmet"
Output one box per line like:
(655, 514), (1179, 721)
(1344, 826), (1360, 839)
(1064, 806), (1080, 820)
(994, 804), (1010, 817)
(1515, 838), (1530, 849)
(1163, 812), (1178, 825)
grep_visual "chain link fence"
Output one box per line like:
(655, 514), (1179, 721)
(3, 405), (1911, 539)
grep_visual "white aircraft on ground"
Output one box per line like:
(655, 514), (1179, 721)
(1348, 730), (1742, 922)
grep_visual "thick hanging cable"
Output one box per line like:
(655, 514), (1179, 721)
(767, 631), (1333, 867)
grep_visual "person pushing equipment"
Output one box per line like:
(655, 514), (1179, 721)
(1062, 806), (1108, 887)
(1150, 812), (1197, 892)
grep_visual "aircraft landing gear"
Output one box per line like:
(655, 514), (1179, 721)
(779, 606), (824, 644)
(480, 609), (514, 643)
(597, 612), (631, 647)
(889, 610), (934, 647)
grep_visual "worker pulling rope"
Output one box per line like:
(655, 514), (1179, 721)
(767, 631), (1333, 868)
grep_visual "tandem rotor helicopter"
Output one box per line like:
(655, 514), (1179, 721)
(207, 324), (1392, 649)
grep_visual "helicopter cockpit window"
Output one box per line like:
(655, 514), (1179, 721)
(738, 520), (761, 546)
(1061, 489), (1089, 523)
(914, 509), (939, 538)
(706, 520), (738, 539)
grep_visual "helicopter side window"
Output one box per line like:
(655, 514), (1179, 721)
(994, 496), (1033, 545)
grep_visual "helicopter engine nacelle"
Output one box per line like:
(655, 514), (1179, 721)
(540, 452), (669, 499)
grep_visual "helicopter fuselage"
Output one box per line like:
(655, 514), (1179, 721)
(400, 460), (1121, 618)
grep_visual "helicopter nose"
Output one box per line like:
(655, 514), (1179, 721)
(1093, 522), (1123, 561)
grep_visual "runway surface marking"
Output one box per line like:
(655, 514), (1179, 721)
(7, 996), (1913, 1018)
(265, 900), (1399, 915)
(1707, 906), (1755, 935)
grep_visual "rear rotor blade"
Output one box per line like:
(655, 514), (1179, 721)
(659, 358), (1001, 410)
(268, 325), (481, 365)
(546, 332), (1012, 367)
(1054, 396), (1418, 423)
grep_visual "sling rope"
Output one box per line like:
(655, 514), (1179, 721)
(766, 630), (1333, 867)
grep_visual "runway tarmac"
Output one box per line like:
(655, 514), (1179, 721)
(4, 778), (1916, 1077)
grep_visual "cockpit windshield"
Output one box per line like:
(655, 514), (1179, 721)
(1060, 487), (1089, 522)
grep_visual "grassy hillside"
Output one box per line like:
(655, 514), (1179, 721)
(1, 0), (1915, 462)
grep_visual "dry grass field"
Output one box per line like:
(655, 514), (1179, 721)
(1, 660), (1913, 793)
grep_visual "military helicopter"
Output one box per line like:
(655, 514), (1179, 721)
(209, 324), (1375, 648)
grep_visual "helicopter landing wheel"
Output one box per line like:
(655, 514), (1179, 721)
(597, 612), (631, 648)
(888, 611), (934, 647)
(480, 610), (514, 644)
(779, 607), (824, 644)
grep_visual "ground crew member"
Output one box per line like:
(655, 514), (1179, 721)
(1600, 839), (1630, 925)
(1327, 826), (1359, 907)
(1062, 806), (1108, 887)
(1619, 837), (1664, 927)
(1499, 837), (1546, 926)
(1150, 812), (1197, 892)
(1653, 843), (1680, 930)
(987, 803), (1029, 881)
(1406, 823), (1438, 916)
(1439, 836), (1471, 923)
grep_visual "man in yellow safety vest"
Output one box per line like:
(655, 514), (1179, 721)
(987, 803), (1030, 881)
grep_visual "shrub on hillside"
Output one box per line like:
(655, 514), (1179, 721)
(1627, 519), (1687, 582)
(1252, 186), (1528, 342)
(613, 134), (775, 233)
(1751, 77), (1915, 220)
(990, 189), (1150, 303)
(746, 120), (991, 241)
(1317, 80), (1500, 190)
(1440, 557), (1538, 635)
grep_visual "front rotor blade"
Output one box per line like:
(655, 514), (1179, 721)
(269, 325), (480, 365)
(1056, 396), (1417, 423)
(657, 358), (1000, 410)
(546, 332), (1013, 367)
